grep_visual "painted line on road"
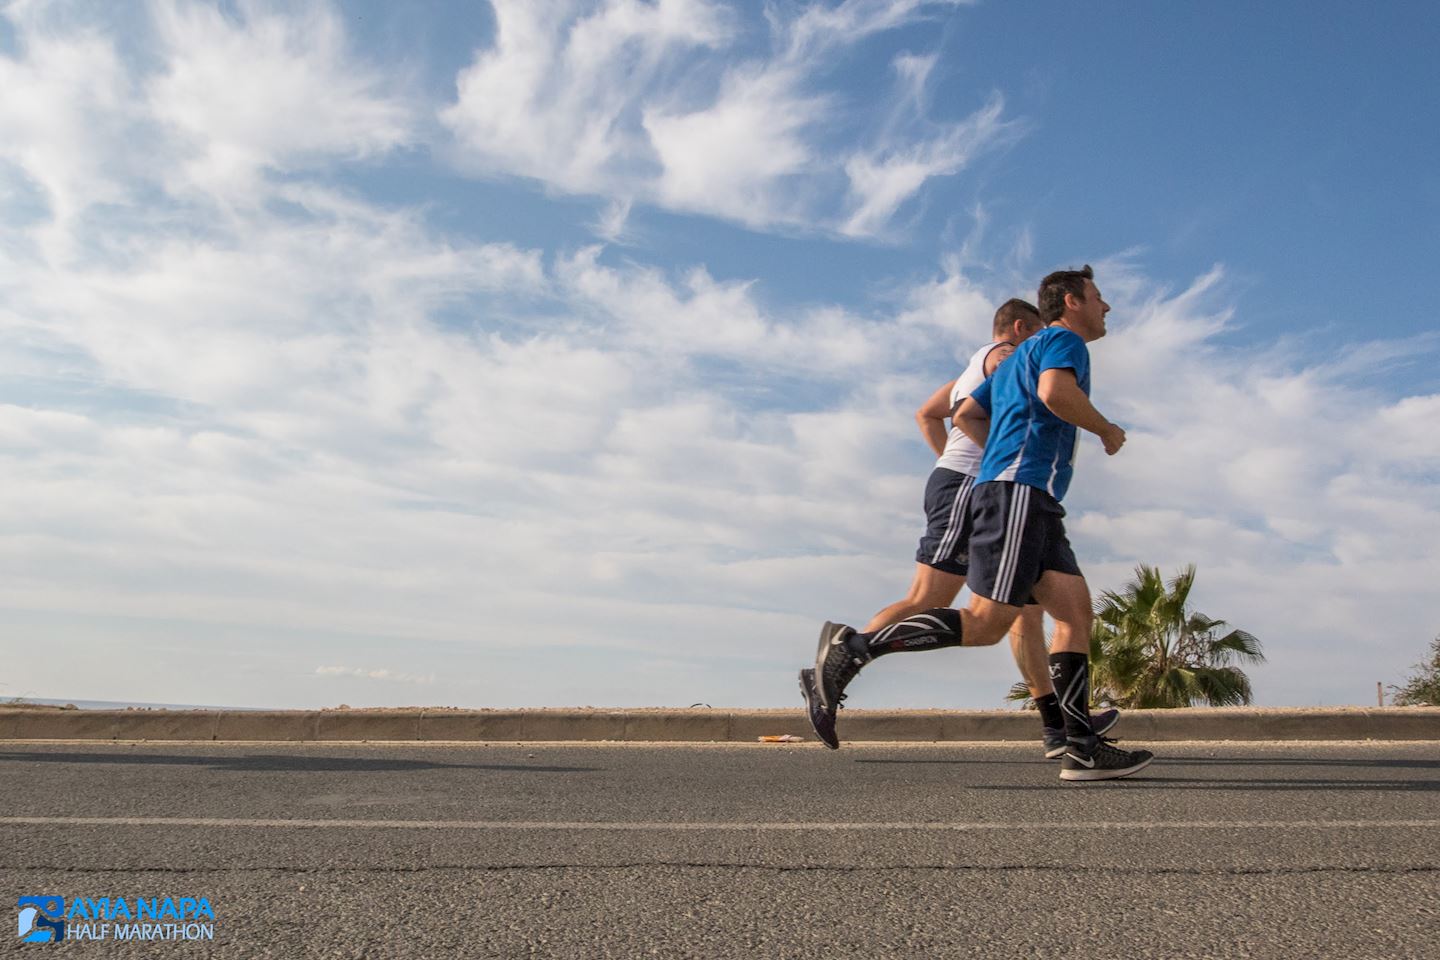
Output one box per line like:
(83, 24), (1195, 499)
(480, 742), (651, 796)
(3, 817), (1438, 832)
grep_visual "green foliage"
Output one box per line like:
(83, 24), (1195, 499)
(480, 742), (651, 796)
(1390, 634), (1440, 706)
(1006, 680), (1034, 707)
(1004, 564), (1263, 710)
(1090, 564), (1264, 708)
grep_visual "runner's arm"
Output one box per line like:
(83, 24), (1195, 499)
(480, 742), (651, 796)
(915, 379), (956, 457)
(953, 396), (990, 448)
(1037, 368), (1126, 455)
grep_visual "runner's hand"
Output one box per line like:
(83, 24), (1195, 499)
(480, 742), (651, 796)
(1100, 422), (1126, 455)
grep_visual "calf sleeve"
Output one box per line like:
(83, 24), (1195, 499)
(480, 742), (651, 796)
(856, 608), (965, 660)
(1048, 652), (1095, 740)
(1034, 693), (1064, 731)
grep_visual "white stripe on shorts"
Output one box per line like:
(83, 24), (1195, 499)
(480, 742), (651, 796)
(930, 473), (975, 565)
(995, 484), (1030, 602)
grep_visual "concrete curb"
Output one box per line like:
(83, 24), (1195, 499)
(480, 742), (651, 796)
(1, 706), (1437, 742)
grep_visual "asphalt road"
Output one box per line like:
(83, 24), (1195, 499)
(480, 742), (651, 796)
(3, 740), (1437, 959)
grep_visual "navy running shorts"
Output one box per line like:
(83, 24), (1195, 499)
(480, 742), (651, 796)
(915, 467), (976, 576)
(967, 480), (1082, 606)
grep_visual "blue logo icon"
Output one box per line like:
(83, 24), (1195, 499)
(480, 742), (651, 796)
(17, 896), (66, 943)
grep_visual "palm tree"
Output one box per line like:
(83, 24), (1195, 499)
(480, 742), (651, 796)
(1006, 564), (1263, 709)
(1090, 564), (1264, 708)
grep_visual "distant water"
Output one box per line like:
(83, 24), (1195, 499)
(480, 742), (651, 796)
(6, 697), (267, 711)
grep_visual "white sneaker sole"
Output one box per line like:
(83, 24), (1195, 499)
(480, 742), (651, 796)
(1059, 754), (1153, 781)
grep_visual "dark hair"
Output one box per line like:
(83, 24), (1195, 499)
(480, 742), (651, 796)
(1037, 264), (1094, 325)
(991, 298), (1040, 337)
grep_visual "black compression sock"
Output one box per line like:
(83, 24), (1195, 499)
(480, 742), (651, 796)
(1034, 693), (1063, 730)
(857, 608), (964, 659)
(1048, 652), (1095, 740)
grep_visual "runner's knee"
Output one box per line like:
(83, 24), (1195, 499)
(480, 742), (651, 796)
(962, 602), (1018, 646)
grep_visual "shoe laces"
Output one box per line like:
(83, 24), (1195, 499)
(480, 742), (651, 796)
(826, 653), (867, 710)
(1092, 735), (1136, 759)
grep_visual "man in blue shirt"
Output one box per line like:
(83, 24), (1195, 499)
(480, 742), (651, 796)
(801, 266), (1152, 782)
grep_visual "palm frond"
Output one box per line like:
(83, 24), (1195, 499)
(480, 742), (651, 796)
(1006, 681), (1034, 706)
(1166, 564), (1197, 607)
(1209, 629), (1266, 663)
(1192, 666), (1254, 706)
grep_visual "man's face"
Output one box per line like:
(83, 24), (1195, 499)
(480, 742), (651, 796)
(1068, 279), (1110, 341)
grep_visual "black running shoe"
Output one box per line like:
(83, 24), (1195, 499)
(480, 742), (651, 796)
(799, 668), (839, 749)
(813, 621), (866, 711)
(1043, 707), (1120, 759)
(1059, 736), (1153, 781)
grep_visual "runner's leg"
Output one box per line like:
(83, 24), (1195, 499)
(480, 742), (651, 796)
(1030, 570), (1095, 739)
(1008, 605), (1051, 698)
(861, 563), (965, 633)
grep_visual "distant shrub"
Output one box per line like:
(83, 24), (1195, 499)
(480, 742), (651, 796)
(1391, 634), (1440, 706)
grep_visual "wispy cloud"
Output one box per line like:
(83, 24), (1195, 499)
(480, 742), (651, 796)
(443, 0), (1004, 236)
(0, 0), (413, 244)
(146, 0), (414, 199)
(840, 90), (1010, 238)
(440, 0), (732, 196)
(0, 1), (146, 259)
(316, 666), (436, 686)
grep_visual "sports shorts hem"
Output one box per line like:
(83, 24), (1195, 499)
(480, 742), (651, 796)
(914, 468), (976, 576)
(966, 480), (1080, 607)
(918, 557), (968, 577)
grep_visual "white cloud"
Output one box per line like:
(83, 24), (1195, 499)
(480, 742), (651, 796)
(0, 0), (414, 264)
(555, 245), (923, 373)
(644, 63), (822, 224)
(316, 666), (436, 686)
(0, 2), (145, 255)
(777, 0), (969, 61)
(891, 51), (938, 106)
(146, 0), (414, 197)
(591, 197), (634, 243)
(841, 92), (1009, 237)
(443, 0), (1004, 236)
(441, 0), (732, 195)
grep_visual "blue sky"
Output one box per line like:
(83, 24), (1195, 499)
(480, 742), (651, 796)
(1, 0), (1437, 711)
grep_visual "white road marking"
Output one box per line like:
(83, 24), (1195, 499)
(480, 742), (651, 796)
(1, 817), (1437, 831)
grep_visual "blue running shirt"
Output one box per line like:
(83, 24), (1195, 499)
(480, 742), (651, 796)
(969, 325), (1091, 501)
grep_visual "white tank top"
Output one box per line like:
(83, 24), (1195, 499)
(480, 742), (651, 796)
(934, 340), (1008, 476)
